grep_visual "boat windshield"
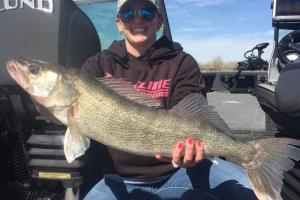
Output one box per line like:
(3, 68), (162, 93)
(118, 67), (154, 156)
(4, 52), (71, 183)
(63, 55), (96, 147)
(79, 2), (122, 49)
(278, 29), (293, 41)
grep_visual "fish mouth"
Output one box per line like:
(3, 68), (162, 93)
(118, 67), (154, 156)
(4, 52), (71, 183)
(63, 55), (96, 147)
(7, 61), (19, 81)
(6, 60), (28, 89)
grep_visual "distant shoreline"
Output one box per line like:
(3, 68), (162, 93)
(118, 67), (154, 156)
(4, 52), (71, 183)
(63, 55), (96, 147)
(199, 56), (237, 71)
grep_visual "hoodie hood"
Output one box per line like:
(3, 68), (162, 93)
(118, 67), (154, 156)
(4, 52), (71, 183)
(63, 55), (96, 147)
(107, 36), (183, 67)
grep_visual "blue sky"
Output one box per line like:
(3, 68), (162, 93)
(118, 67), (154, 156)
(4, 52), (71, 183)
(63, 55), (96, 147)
(164, 0), (273, 63)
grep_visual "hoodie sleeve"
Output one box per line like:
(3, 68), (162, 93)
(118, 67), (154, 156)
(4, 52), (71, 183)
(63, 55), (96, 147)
(167, 54), (206, 109)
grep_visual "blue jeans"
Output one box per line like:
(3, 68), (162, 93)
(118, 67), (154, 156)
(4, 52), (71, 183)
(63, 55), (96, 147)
(83, 158), (258, 200)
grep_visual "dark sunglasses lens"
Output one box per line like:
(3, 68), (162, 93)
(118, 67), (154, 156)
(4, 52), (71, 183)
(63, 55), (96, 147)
(119, 9), (136, 22)
(140, 7), (156, 21)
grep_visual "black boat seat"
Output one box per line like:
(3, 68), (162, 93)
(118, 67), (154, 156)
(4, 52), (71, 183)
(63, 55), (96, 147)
(0, 0), (100, 118)
(27, 134), (64, 148)
(256, 62), (300, 200)
(0, 0), (101, 198)
(29, 158), (84, 189)
(256, 83), (275, 102)
(0, 0), (100, 84)
(256, 83), (276, 107)
(28, 148), (65, 158)
(256, 63), (300, 138)
(275, 62), (300, 117)
(29, 159), (84, 170)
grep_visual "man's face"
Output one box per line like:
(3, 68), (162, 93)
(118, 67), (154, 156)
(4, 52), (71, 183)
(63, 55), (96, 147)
(116, 0), (162, 48)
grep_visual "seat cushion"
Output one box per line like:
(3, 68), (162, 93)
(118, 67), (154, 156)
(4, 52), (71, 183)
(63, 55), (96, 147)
(275, 62), (300, 116)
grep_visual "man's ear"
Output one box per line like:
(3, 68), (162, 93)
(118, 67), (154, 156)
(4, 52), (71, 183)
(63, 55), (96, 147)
(115, 17), (123, 33)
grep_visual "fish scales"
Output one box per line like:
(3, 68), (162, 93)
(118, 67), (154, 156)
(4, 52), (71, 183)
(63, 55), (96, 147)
(70, 71), (253, 159)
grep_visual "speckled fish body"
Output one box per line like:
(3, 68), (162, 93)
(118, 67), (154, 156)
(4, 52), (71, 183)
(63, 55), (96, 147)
(7, 57), (300, 200)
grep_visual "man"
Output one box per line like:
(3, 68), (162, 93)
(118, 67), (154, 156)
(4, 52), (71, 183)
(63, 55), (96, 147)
(82, 0), (257, 199)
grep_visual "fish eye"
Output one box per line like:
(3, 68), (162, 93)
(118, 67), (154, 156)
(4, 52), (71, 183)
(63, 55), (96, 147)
(28, 65), (41, 75)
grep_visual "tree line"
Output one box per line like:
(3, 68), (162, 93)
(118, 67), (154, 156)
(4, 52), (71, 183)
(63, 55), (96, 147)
(199, 56), (238, 71)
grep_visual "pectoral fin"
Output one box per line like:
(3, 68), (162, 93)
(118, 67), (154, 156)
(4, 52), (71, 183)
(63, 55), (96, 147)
(64, 105), (90, 163)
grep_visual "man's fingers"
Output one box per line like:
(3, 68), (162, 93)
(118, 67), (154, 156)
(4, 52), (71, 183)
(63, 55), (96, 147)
(155, 154), (171, 163)
(183, 136), (195, 165)
(156, 138), (204, 168)
(171, 141), (184, 167)
(195, 140), (204, 162)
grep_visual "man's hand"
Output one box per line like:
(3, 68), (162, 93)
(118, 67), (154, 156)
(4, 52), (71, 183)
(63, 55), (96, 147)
(155, 136), (204, 168)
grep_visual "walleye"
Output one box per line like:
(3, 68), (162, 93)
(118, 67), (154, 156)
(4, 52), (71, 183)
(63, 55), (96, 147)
(6, 57), (300, 200)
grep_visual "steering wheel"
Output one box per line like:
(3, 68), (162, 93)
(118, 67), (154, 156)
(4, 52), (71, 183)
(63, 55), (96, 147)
(277, 29), (300, 69)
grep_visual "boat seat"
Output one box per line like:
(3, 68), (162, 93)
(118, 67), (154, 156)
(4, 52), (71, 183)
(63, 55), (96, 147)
(256, 83), (276, 108)
(256, 63), (300, 138)
(27, 134), (64, 148)
(0, 0), (101, 199)
(256, 62), (300, 199)
(28, 148), (65, 159)
(275, 63), (300, 117)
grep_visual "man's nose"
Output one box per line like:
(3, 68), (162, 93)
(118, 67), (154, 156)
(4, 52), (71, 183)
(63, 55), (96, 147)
(132, 14), (144, 23)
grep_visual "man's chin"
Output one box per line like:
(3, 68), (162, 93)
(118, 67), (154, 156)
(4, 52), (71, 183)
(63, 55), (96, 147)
(131, 36), (148, 42)
(131, 36), (156, 45)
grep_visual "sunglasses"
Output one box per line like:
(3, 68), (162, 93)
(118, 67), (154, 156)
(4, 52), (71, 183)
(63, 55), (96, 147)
(118, 7), (157, 23)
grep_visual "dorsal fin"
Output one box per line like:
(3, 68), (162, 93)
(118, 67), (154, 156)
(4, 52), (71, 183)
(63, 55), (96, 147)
(170, 93), (232, 135)
(96, 77), (164, 108)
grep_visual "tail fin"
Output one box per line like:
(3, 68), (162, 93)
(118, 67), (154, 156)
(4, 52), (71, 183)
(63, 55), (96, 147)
(243, 138), (300, 200)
